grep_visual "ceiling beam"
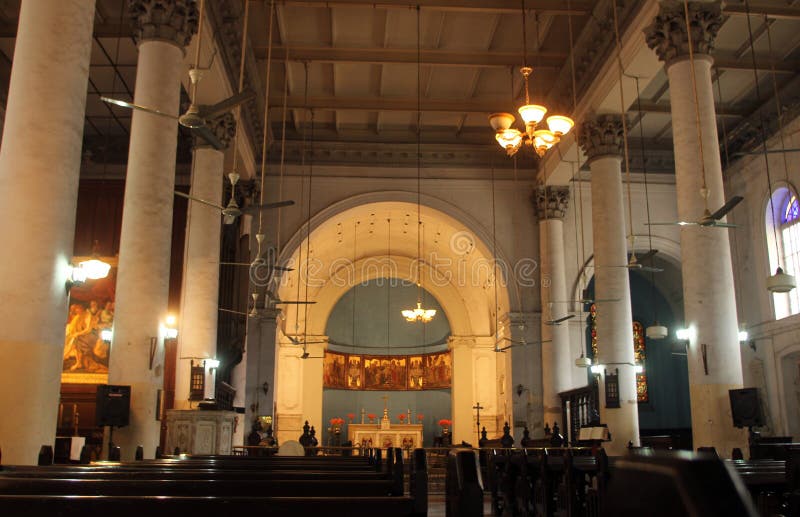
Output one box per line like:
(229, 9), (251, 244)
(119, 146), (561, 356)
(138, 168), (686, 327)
(723, 3), (800, 21)
(0, 23), (133, 38)
(714, 56), (799, 73)
(254, 45), (565, 68)
(635, 101), (747, 118)
(271, 95), (503, 113)
(278, 0), (593, 15)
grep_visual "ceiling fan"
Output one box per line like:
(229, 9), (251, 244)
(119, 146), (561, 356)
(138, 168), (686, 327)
(101, 0), (254, 150)
(493, 337), (551, 353)
(286, 334), (327, 347)
(646, 196), (743, 228)
(174, 173), (294, 225)
(300, 347), (324, 360)
(591, 249), (663, 273)
(219, 234), (293, 271)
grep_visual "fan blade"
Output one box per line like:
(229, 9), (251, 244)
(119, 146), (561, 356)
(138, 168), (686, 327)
(645, 221), (698, 226)
(638, 266), (664, 273)
(272, 300), (316, 305)
(709, 196), (744, 220)
(636, 249), (659, 262)
(101, 96), (179, 120)
(174, 191), (225, 211)
(545, 314), (575, 325)
(218, 307), (249, 316)
(242, 200), (296, 214)
(191, 125), (225, 151)
(199, 90), (256, 120)
(709, 222), (738, 228)
(219, 261), (293, 271)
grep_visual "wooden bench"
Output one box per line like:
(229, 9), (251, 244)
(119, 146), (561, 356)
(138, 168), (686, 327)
(0, 447), (427, 517)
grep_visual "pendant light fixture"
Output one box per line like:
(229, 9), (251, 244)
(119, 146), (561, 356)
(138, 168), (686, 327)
(402, 6), (435, 324)
(744, 4), (797, 294)
(489, 0), (574, 157)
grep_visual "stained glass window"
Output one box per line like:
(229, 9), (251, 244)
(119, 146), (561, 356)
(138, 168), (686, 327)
(784, 195), (799, 223)
(588, 304), (648, 403)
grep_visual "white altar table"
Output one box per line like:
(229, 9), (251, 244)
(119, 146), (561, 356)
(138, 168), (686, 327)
(348, 423), (423, 450)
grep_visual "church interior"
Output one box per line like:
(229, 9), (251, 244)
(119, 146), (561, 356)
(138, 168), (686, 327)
(0, 0), (799, 514)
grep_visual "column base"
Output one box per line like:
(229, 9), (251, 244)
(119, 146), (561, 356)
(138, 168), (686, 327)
(690, 383), (748, 458)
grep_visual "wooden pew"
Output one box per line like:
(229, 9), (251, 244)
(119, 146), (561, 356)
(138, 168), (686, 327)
(0, 447), (427, 517)
(446, 448), (483, 517)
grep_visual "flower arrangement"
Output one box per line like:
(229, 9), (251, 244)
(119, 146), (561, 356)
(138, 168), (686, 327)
(367, 413), (376, 423)
(417, 414), (424, 421)
(438, 419), (452, 427)
(347, 412), (355, 422)
(397, 413), (406, 422)
(330, 417), (344, 426)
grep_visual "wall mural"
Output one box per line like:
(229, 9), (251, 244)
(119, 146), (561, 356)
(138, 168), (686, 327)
(62, 267), (116, 384)
(323, 350), (451, 391)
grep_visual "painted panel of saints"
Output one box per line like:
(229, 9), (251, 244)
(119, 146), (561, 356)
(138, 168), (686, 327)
(346, 355), (363, 389)
(423, 351), (452, 388)
(63, 267), (116, 383)
(408, 355), (424, 389)
(364, 356), (407, 390)
(323, 351), (347, 388)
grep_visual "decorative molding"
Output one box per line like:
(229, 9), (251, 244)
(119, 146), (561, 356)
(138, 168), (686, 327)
(127, 0), (199, 49)
(195, 113), (237, 150)
(644, 1), (723, 66)
(578, 114), (625, 162)
(532, 185), (570, 221)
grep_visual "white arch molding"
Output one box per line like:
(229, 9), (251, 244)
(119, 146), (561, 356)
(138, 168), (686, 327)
(269, 191), (518, 445)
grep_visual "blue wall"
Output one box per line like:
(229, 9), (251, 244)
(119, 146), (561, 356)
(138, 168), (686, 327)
(322, 279), (452, 446)
(585, 269), (691, 431)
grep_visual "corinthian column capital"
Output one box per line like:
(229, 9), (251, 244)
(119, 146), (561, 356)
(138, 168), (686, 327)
(128, 0), (199, 49)
(644, 1), (723, 66)
(578, 114), (625, 163)
(532, 186), (570, 221)
(195, 112), (237, 150)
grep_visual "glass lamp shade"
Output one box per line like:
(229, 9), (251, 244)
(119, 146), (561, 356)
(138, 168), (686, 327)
(488, 112), (515, 131)
(767, 267), (796, 293)
(78, 258), (111, 280)
(645, 324), (668, 339)
(532, 129), (558, 155)
(547, 115), (574, 135)
(495, 129), (523, 156)
(518, 104), (547, 125)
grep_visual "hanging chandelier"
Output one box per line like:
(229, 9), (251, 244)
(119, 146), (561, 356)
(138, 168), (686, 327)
(402, 301), (436, 323)
(402, 6), (436, 325)
(489, 0), (574, 157)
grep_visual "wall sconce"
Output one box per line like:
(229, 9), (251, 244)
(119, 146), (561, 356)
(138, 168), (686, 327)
(590, 364), (604, 375)
(675, 327), (695, 341)
(163, 314), (178, 339)
(100, 329), (113, 342)
(634, 363), (644, 374)
(204, 358), (220, 369)
(738, 330), (749, 342)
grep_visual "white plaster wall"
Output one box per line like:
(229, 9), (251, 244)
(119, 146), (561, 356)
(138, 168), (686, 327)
(724, 115), (800, 437)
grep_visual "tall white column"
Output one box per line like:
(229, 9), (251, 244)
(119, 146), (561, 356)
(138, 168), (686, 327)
(244, 309), (280, 430)
(534, 186), (573, 430)
(646, 1), (745, 456)
(108, 0), (197, 460)
(174, 114), (235, 408)
(579, 115), (640, 454)
(0, 0), (95, 465)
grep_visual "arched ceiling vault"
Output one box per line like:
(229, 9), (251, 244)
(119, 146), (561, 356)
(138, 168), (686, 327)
(275, 194), (515, 339)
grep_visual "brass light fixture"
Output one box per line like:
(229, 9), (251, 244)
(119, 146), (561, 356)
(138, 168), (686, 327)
(402, 6), (436, 324)
(489, 0), (574, 157)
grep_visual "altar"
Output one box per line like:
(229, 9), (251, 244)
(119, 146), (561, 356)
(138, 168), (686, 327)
(348, 423), (423, 450)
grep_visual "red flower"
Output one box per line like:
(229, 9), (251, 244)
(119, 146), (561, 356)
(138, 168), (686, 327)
(438, 419), (452, 427)
(329, 417), (344, 426)
(398, 414), (406, 421)
(347, 413), (355, 420)
(417, 414), (424, 421)
(367, 413), (376, 420)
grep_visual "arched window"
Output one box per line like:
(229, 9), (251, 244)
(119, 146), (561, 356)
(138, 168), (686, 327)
(766, 186), (800, 319)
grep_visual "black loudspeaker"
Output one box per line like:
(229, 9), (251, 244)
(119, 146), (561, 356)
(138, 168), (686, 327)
(729, 388), (764, 428)
(96, 384), (131, 428)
